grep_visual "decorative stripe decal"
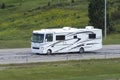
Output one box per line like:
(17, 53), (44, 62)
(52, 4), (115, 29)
(45, 31), (101, 53)
(70, 44), (84, 50)
(67, 31), (94, 37)
(54, 38), (81, 53)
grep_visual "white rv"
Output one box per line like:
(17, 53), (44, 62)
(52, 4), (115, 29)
(31, 26), (102, 54)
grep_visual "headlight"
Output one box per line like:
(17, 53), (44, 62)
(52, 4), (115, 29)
(40, 47), (44, 50)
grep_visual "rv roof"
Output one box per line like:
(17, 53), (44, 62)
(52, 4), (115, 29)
(33, 27), (99, 34)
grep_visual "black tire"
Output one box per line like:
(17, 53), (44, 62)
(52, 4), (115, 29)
(79, 47), (84, 53)
(47, 49), (52, 55)
(36, 53), (40, 55)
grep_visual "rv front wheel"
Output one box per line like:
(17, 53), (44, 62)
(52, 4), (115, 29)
(79, 47), (84, 53)
(47, 49), (52, 55)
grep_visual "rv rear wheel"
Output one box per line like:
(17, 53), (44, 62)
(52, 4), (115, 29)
(47, 49), (52, 55)
(79, 47), (84, 53)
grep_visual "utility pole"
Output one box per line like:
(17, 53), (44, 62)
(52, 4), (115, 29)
(104, 0), (107, 39)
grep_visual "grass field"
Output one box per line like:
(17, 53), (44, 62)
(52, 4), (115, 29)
(0, 40), (30, 49)
(0, 0), (88, 40)
(0, 0), (89, 48)
(0, 59), (120, 80)
(0, 0), (120, 48)
(103, 33), (120, 44)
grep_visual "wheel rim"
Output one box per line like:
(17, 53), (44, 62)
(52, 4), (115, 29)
(47, 49), (52, 54)
(79, 48), (84, 53)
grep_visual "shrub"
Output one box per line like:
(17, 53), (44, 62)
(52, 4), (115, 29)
(111, 10), (120, 20)
(48, 2), (51, 6)
(1, 3), (6, 9)
(71, 0), (75, 3)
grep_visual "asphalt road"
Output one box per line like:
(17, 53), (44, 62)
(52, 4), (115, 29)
(0, 45), (120, 64)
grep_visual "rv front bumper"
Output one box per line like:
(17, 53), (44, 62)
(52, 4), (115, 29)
(31, 47), (45, 54)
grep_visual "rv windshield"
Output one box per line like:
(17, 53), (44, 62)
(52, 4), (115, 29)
(32, 33), (44, 43)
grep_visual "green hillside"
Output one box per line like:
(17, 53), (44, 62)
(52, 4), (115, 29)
(0, 0), (120, 48)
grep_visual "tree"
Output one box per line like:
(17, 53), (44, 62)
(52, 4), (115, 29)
(88, 0), (113, 34)
(71, 0), (75, 3)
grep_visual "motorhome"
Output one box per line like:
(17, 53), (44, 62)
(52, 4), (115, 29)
(31, 26), (102, 54)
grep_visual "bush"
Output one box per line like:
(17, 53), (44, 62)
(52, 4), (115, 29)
(1, 3), (6, 9)
(71, 0), (75, 3)
(48, 2), (51, 6)
(111, 10), (120, 20)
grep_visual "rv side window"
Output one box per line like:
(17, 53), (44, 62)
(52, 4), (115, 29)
(89, 34), (96, 39)
(74, 35), (77, 39)
(45, 34), (53, 42)
(56, 35), (65, 40)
